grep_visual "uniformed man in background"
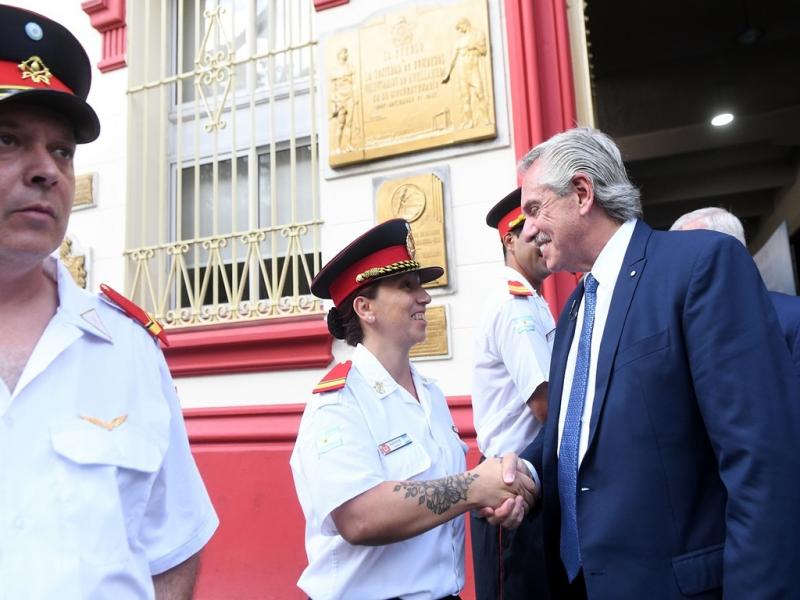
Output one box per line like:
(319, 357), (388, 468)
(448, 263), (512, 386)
(0, 5), (217, 598)
(470, 188), (554, 599)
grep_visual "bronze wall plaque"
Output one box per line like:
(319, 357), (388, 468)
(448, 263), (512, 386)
(73, 173), (94, 209)
(376, 172), (448, 287)
(325, 0), (496, 167)
(410, 304), (449, 358)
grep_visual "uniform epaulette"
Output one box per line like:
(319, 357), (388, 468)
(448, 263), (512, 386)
(99, 283), (170, 346)
(313, 360), (352, 394)
(508, 280), (533, 297)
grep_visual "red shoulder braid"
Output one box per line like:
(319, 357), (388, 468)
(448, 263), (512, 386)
(507, 280), (533, 297)
(99, 283), (170, 346)
(313, 360), (352, 394)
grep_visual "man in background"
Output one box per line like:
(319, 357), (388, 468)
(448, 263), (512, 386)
(0, 5), (217, 598)
(471, 187), (553, 599)
(671, 206), (800, 379)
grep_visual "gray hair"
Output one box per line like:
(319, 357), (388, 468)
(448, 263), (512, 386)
(518, 127), (642, 223)
(669, 206), (746, 246)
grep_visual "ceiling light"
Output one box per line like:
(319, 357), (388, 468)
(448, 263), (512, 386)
(711, 113), (734, 127)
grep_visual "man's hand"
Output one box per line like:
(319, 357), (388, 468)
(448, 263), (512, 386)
(476, 452), (536, 529)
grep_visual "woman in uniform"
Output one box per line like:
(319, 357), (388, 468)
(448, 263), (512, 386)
(290, 219), (535, 600)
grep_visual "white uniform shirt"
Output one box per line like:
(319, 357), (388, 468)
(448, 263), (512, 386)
(557, 220), (636, 465)
(290, 344), (469, 600)
(0, 259), (219, 600)
(473, 266), (555, 457)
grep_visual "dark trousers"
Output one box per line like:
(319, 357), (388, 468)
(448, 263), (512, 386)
(470, 506), (549, 599)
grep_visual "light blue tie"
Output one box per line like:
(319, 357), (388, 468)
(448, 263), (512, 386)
(558, 273), (598, 582)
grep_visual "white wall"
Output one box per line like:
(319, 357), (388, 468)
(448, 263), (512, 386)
(13, 1), (520, 407)
(311, 0), (517, 396)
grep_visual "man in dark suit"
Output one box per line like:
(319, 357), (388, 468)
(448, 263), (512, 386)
(512, 128), (800, 598)
(670, 206), (800, 381)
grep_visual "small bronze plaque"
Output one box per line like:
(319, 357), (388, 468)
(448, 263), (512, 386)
(376, 172), (448, 287)
(325, 0), (496, 167)
(410, 304), (449, 358)
(73, 173), (94, 209)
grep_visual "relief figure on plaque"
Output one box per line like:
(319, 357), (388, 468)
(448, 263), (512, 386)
(330, 47), (356, 153)
(442, 18), (490, 129)
(391, 184), (427, 223)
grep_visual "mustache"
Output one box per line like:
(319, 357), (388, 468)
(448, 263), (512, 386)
(534, 233), (551, 246)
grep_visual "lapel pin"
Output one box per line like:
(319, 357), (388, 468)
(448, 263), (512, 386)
(630, 270), (637, 277)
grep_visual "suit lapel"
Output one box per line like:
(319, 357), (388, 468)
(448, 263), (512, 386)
(585, 220), (652, 455)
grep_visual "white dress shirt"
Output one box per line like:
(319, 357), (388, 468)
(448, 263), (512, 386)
(473, 266), (555, 457)
(557, 220), (636, 464)
(290, 343), (469, 600)
(0, 259), (218, 600)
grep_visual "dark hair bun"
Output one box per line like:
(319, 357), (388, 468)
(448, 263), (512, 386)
(326, 307), (347, 339)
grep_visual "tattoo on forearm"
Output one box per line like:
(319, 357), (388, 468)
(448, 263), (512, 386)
(393, 473), (479, 515)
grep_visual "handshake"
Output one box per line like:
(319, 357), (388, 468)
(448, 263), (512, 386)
(471, 452), (537, 530)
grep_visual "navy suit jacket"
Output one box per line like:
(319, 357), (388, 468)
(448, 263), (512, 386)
(524, 220), (800, 599)
(769, 290), (800, 380)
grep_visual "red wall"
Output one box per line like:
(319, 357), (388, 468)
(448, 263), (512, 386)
(186, 397), (482, 600)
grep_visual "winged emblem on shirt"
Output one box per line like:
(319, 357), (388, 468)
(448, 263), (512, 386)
(80, 414), (128, 431)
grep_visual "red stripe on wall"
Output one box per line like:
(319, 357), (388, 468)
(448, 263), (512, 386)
(163, 318), (333, 377)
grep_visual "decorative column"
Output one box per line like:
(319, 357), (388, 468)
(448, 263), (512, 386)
(81, 0), (127, 73)
(505, 0), (583, 317)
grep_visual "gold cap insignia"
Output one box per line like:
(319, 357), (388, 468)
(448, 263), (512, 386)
(18, 55), (52, 85)
(405, 223), (416, 260)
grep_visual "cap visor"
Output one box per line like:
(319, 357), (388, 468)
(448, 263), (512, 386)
(1, 89), (100, 143)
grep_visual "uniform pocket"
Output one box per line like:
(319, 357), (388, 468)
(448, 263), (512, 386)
(50, 421), (165, 567)
(52, 424), (163, 472)
(381, 438), (432, 481)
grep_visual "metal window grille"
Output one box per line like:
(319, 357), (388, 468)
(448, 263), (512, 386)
(126, 0), (321, 327)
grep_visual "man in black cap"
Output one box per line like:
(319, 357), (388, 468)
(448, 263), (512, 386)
(0, 5), (217, 598)
(470, 188), (553, 599)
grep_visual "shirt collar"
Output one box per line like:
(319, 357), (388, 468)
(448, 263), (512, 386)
(589, 219), (637, 290)
(352, 343), (434, 398)
(53, 257), (114, 343)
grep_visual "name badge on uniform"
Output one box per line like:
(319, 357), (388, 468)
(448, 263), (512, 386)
(378, 433), (412, 456)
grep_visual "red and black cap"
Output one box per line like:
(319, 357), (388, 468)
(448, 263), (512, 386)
(311, 218), (443, 306)
(486, 187), (525, 240)
(0, 5), (100, 143)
